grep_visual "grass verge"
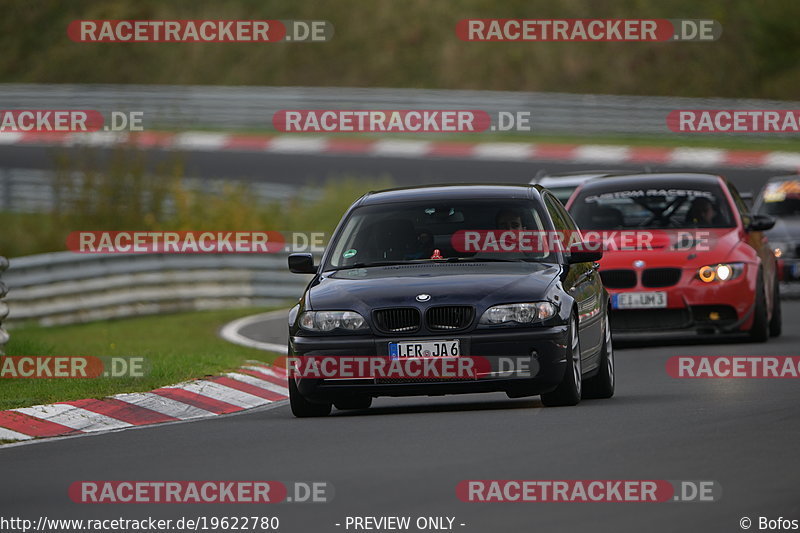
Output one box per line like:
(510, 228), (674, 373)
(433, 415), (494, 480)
(0, 308), (285, 411)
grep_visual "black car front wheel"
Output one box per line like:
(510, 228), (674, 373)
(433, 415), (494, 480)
(748, 274), (769, 343)
(583, 311), (615, 399)
(541, 315), (582, 407)
(289, 378), (332, 418)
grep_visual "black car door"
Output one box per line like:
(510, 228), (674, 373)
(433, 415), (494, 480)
(543, 192), (604, 369)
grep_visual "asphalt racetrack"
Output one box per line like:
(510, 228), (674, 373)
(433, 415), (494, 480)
(1, 300), (798, 533)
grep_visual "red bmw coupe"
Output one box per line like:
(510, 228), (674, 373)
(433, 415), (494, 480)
(566, 173), (780, 342)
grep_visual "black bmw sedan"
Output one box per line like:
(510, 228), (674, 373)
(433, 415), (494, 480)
(286, 184), (613, 417)
(753, 175), (800, 282)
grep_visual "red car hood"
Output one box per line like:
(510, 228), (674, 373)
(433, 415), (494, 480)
(589, 228), (741, 270)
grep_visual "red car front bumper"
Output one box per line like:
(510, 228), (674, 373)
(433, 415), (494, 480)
(604, 263), (757, 334)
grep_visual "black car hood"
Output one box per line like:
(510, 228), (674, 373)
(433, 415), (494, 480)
(308, 262), (561, 312)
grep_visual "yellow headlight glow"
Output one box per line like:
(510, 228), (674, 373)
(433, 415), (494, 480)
(698, 266), (716, 282)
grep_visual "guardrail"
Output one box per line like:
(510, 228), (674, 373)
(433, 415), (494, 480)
(0, 256), (8, 353)
(1, 83), (799, 137)
(3, 252), (311, 327)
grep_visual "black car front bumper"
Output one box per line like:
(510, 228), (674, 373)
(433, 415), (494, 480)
(289, 325), (570, 402)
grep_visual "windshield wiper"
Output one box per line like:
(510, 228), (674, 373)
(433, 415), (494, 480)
(327, 260), (433, 271)
(326, 256), (542, 271)
(444, 257), (531, 263)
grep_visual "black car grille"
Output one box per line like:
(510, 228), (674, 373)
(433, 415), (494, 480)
(426, 306), (474, 330)
(642, 268), (682, 288)
(373, 308), (420, 333)
(600, 269), (637, 289)
(611, 309), (691, 331)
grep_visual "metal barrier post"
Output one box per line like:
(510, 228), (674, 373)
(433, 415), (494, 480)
(0, 255), (9, 354)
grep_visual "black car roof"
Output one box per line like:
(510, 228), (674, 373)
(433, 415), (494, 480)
(575, 172), (725, 193)
(358, 184), (543, 206)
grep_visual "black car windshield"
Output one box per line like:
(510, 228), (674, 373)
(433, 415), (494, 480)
(757, 180), (800, 217)
(324, 199), (554, 270)
(570, 183), (735, 230)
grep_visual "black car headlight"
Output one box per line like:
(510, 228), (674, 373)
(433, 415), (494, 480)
(479, 302), (557, 325)
(299, 310), (368, 332)
(696, 263), (745, 283)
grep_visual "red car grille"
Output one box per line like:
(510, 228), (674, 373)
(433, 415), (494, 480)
(642, 268), (682, 288)
(600, 269), (637, 289)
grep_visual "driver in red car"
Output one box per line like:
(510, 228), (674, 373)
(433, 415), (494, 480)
(686, 197), (718, 226)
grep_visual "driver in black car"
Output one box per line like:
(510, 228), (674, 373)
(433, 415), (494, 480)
(496, 208), (527, 231)
(406, 229), (435, 259)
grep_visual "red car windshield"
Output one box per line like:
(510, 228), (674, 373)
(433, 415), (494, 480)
(570, 185), (735, 230)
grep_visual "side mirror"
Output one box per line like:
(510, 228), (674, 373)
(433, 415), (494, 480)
(747, 214), (775, 232)
(288, 253), (316, 274)
(566, 243), (603, 264)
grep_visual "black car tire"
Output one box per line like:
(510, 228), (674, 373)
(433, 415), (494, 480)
(334, 396), (373, 410)
(541, 315), (582, 407)
(748, 274), (769, 343)
(583, 311), (615, 400)
(289, 378), (332, 418)
(769, 280), (782, 338)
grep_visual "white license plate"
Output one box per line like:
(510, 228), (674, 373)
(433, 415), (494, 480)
(389, 339), (460, 359)
(613, 292), (667, 309)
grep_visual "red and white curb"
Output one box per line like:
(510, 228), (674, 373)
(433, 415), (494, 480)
(0, 360), (288, 445)
(2, 131), (799, 170)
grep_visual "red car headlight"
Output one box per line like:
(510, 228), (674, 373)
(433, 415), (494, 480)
(696, 263), (745, 283)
